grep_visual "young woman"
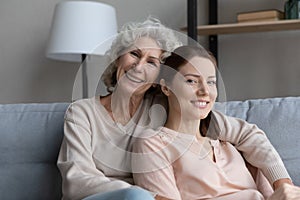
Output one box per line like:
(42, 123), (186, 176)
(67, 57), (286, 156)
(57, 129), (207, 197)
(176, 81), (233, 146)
(132, 45), (300, 200)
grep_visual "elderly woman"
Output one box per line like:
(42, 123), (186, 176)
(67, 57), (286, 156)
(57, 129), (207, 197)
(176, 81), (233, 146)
(57, 17), (293, 200)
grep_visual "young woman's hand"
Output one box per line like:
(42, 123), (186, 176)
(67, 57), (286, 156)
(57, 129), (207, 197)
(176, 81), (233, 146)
(268, 183), (300, 200)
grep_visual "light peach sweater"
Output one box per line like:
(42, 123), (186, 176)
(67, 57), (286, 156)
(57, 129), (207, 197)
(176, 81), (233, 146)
(132, 127), (272, 199)
(57, 96), (290, 200)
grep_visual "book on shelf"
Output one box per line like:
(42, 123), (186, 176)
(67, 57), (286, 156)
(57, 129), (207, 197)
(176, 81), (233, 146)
(237, 9), (284, 23)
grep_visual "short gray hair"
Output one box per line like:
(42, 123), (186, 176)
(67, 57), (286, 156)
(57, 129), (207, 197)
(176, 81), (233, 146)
(101, 16), (182, 93)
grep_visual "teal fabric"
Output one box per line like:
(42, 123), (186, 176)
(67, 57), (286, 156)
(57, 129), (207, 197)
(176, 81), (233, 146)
(82, 188), (154, 200)
(0, 97), (299, 200)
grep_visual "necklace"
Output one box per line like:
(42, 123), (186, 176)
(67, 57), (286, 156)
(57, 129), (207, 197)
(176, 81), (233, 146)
(197, 137), (214, 160)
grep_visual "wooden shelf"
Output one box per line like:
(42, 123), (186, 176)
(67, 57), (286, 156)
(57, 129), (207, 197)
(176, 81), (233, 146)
(183, 19), (300, 35)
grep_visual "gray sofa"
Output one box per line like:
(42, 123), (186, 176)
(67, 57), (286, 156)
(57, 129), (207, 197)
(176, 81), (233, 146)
(0, 97), (299, 200)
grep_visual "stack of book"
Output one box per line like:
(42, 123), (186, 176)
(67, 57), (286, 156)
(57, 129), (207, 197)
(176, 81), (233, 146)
(237, 9), (285, 23)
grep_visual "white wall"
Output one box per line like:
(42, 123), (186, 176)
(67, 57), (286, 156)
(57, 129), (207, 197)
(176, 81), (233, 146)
(215, 0), (300, 100)
(0, 0), (299, 103)
(0, 0), (79, 103)
(0, 0), (189, 103)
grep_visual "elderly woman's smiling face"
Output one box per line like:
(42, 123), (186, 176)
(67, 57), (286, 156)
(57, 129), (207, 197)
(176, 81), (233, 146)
(115, 37), (162, 96)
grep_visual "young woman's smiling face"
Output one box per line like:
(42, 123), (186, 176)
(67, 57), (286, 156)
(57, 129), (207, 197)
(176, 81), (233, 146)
(115, 37), (162, 96)
(168, 56), (217, 120)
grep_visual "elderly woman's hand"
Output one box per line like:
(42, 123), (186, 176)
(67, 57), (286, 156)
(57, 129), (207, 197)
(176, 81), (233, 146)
(268, 183), (300, 200)
(155, 195), (172, 200)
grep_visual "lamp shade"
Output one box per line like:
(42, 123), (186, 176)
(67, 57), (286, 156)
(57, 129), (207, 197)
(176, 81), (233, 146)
(46, 1), (117, 62)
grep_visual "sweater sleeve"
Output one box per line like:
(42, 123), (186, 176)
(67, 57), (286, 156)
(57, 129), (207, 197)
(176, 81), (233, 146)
(57, 102), (131, 200)
(132, 132), (181, 200)
(213, 111), (291, 185)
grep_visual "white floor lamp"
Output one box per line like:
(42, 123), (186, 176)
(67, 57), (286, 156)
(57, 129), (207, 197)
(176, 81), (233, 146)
(46, 1), (117, 98)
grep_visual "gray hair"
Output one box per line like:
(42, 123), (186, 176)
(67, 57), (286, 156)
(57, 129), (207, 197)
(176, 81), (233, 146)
(101, 16), (182, 93)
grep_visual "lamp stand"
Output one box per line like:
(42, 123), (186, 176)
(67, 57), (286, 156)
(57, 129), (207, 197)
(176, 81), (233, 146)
(82, 54), (88, 98)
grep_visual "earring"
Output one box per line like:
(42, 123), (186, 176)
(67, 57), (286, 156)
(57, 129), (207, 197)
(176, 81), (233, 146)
(162, 87), (170, 96)
(108, 86), (115, 92)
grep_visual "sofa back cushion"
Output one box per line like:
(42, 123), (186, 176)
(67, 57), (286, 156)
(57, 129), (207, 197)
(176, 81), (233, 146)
(214, 96), (300, 186)
(0, 103), (68, 200)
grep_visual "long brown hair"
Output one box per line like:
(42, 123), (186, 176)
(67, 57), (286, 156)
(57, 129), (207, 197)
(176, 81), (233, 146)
(160, 45), (217, 136)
